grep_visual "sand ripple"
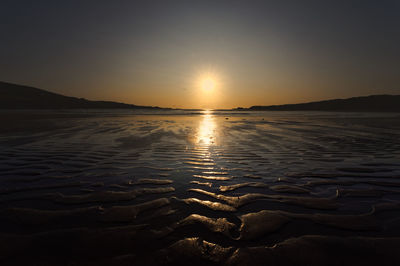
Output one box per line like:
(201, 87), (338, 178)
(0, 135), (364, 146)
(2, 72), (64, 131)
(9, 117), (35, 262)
(1, 111), (400, 264)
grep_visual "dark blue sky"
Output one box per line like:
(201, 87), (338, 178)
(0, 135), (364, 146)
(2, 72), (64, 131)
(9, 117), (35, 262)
(1, 0), (399, 108)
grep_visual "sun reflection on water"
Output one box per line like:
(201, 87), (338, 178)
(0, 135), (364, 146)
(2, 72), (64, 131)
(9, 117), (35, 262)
(197, 110), (217, 146)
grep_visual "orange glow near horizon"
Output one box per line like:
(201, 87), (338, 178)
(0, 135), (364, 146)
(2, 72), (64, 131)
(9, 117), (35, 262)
(191, 70), (224, 109)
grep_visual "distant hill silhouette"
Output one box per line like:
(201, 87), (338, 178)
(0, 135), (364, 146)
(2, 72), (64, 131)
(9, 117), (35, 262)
(0, 81), (163, 109)
(242, 95), (400, 112)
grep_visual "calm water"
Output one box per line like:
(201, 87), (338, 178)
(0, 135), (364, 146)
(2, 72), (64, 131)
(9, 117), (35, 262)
(1, 110), (400, 265)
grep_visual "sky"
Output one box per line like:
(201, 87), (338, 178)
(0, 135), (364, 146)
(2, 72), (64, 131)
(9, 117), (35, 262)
(1, 0), (400, 109)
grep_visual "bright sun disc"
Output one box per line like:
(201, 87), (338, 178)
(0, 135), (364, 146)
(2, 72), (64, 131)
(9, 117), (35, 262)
(202, 78), (215, 91)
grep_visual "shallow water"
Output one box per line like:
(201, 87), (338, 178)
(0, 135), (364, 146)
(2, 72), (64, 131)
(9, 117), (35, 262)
(1, 110), (400, 265)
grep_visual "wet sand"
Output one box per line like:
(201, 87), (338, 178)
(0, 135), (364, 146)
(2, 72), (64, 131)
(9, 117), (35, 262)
(0, 110), (400, 265)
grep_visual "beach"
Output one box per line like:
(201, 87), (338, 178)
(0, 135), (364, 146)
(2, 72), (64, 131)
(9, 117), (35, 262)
(1, 110), (400, 265)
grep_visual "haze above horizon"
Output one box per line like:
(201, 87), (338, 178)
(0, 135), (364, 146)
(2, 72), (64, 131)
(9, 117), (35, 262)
(1, 0), (399, 109)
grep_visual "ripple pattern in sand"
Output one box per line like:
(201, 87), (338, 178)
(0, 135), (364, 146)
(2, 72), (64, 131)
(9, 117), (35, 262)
(1, 111), (400, 265)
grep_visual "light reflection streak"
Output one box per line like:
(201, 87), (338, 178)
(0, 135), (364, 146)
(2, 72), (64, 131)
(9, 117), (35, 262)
(196, 110), (217, 147)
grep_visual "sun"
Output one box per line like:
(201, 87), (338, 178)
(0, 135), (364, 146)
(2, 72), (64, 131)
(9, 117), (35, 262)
(201, 77), (215, 91)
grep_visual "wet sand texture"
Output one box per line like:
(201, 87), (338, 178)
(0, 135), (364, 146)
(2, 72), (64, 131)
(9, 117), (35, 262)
(0, 111), (400, 264)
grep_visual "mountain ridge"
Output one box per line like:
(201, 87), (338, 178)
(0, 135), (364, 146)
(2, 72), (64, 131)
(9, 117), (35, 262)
(236, 94), (400, 112)
(0, 81), (164, 109)
(1, 81), (400, 111)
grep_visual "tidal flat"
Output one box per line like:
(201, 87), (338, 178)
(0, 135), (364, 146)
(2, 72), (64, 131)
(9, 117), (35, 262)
(1, 110), (400, 265)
